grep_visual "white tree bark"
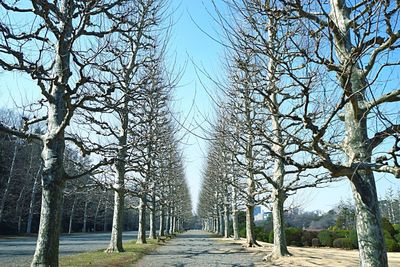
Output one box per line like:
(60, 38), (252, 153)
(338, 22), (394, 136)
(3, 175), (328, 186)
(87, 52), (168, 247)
(224, 196), (229, 238)
(82, 199), (88, 233)
(93, 198), (102, 232)
(68, 195), (77, 235)
(329, 1), (387, 266)
(148, 184), (156, 239)
(106, 96), (129, 252)
(15, 185), (26, 233)
(159, 204), (165, 236)
(137, 196), (147, 244)
(106, 189), (124, 252)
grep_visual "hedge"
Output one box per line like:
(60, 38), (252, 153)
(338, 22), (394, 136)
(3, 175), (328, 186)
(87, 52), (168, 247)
(333, 238), (353, 249)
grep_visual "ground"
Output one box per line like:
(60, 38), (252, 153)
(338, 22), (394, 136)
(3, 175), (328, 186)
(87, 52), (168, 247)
(136, 230), (264, 267)
(2, 230), (400, 266)
(220, 238), (400, 267)
(0, 231), (140, 267)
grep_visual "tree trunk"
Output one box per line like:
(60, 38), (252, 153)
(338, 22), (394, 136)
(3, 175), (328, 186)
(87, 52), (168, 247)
(106, 94), (129, 252)
(0, 144), (18, 222)
(271, 189), (290, 258)
(329, 1), (388, 266)
(106, 189), (124, 252)
(159, 204), (165, 236)
(224, 198), (229, 238)
(30, 1), (72, 264)
(169, 207), (174, 234)
(93, 198), (101, 232)
(148, 187), (156, 239)
(68, 195), (77, 234)
(218, 208), (224, 236)
(82, 199), (88, 233)
(137, 196), (147, 244)
(231, 184), (239, 239)
(245, 204), (257, 247)
(166, 207), (171, 235)
(103, 197), (108, 232)
(15, 186), (26, 233)
(31, 173), (65, 267)
(27, 165), (42, 234)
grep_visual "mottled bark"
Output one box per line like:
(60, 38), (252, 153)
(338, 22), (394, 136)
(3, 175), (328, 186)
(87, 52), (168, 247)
(137, 196), (147, 244)
(31, 173), (65, 267)
(106, 94), (129, 252)
(31, 23), (71, 267)
(218, 208), (224, 236)
(224, 200), (229, 238)
(166, 208), (171, 235)
(245, 204), (258, 247)
(106, 189), (124, 252)
(148, 186), (156, 239)
(232, 208), (239, 240)
(330, 1), (388, 266)
(271, 189), (290, 258)
(159, 205), (165, 236)
(169, 207), (174, 234)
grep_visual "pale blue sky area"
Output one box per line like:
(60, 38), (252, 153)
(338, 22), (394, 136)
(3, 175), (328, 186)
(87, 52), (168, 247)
(1, 1), (400, 214)
(169, 1), (400, 213)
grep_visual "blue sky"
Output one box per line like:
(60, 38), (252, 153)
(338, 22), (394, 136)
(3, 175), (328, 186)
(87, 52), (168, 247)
(169, 0), (400, 212)
(1, 0), (400, 213)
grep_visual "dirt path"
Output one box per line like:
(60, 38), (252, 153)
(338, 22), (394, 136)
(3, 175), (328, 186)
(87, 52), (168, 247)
(135, 230), (264, 267)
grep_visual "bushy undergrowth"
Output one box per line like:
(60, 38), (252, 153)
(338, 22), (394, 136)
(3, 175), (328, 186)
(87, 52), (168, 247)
(236, 217), (400, 252)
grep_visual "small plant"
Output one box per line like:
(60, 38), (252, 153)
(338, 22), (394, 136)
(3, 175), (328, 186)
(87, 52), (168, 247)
(333, 238), (353, 249)
(318, 230), (334, 247)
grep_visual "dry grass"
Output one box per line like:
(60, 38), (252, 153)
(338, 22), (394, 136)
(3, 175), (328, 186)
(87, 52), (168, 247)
(219, 238), (400, 267)
(60, 238), (167, 267)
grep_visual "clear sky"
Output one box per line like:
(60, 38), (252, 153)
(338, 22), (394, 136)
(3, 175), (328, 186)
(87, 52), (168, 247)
(168, 0), (400, 213)
(1, 0), (400, 214)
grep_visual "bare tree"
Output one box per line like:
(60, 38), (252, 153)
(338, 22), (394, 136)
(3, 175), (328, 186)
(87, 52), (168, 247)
(0, 1), (130, 265)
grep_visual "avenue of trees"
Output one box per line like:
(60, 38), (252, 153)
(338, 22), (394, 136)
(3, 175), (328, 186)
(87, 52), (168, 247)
(198, 1), (400, 267)
(0, 1), (192, 267)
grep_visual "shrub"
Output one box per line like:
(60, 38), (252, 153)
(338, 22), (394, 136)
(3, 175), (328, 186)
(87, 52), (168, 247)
(286, 227), (303, 247)
(318, 230), (334, 247)
(239, 227), (246, 238)
(393, 224), (400, 234)
(382, 217), (396, 237)
(393, 233), (400, 243)
(269, 231), (274, 243)
(254, 226), (269, 242)
(301, 231), (318, 247)
(335, 230), (350, 238)
(267, 227), (304, 246)
(349, 230), (358, 249)
(333, 238), (353, 249)
(311, 238), (320, 247)
(385, 237), (400, 252)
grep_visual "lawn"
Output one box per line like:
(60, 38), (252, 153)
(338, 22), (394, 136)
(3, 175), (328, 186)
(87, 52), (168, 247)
(60, 238), (166, 267)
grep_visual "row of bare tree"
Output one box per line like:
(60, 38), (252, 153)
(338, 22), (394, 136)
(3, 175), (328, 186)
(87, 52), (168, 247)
(199, 1), (400, 266)
(0, 1), (192, 266)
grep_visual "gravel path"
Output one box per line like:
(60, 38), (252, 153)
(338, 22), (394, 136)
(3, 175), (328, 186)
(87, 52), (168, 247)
(136, 230), (264, 267)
